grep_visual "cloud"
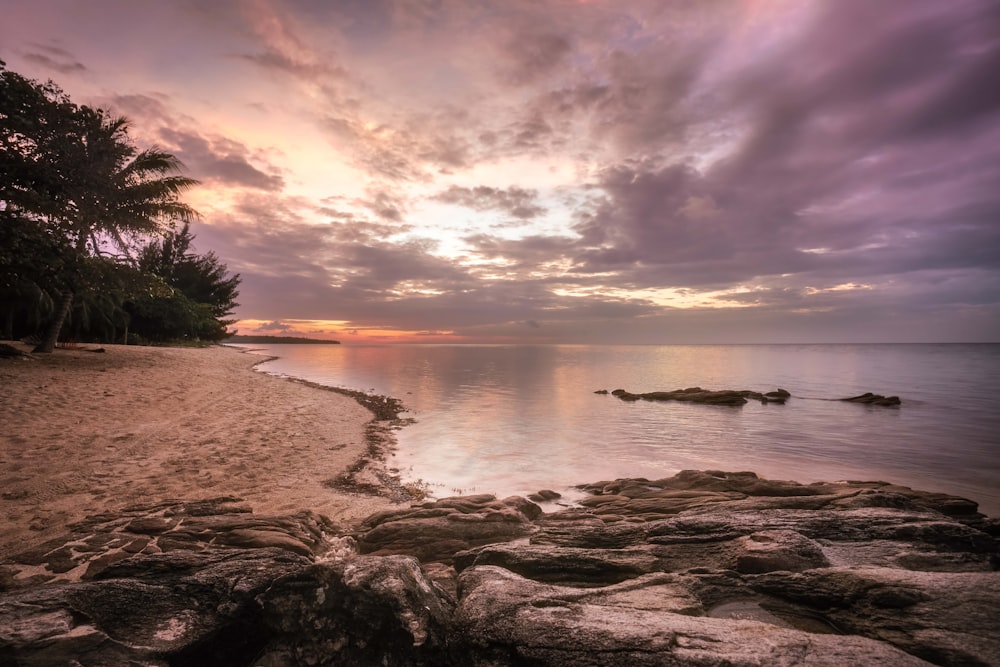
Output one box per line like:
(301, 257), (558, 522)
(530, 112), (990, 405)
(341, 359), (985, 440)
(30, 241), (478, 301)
(257, 320), (293, 333)
(22, 44), (86, 74)
(497, 30), (572, 86)
(159, 128), (285, 191)
(433, 185), (547, 220)
(95, 94), (286, 192)
(322, 111), (473, 181)
(353, 186), (408, 222)
(5, 0), (996, 342)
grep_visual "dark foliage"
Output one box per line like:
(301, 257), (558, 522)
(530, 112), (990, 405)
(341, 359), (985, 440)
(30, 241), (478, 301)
(126, 223), (241, 342)
(1, 61), (238, 346)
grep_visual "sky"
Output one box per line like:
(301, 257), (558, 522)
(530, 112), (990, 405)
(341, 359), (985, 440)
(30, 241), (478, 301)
(2, 0), (999, 343)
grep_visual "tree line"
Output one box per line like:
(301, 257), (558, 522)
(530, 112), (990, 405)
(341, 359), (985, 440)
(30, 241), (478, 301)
(1, 61), (240, 350)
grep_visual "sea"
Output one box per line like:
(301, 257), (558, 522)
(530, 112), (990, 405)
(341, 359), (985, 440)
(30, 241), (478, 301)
(235, 343), (1000, 517)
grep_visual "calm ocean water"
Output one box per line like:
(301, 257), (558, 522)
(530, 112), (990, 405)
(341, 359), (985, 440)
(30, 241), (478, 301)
(238, 344), (1000, 517)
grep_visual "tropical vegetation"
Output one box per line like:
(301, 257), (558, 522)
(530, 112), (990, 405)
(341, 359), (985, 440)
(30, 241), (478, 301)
(0, 60), (240, 347)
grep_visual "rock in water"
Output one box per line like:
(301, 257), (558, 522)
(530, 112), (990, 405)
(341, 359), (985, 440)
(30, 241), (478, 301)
(839, 392), (902, 406)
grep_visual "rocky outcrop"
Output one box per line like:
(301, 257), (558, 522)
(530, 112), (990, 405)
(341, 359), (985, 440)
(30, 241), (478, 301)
(609, 387), (791, 405)
(0, 498), (453, 666)
(446, 471), (998, 666)
(355, 493), (541, 563)
(2, 472), (997, 666)
(452, 566), (932, 666)
(839, 392), (902, 406)
(602, 387), (905, 407)
(2, 497), (336, 586)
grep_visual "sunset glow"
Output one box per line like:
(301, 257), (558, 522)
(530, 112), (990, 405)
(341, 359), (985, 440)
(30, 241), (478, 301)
(3, 0), (998, 343)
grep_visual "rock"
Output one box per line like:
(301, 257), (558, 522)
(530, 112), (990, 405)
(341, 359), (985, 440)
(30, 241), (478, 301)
(452, 565), (931, 666)
(256, 555), (453, 666)
(0, 547), (310, 666)
(0, 504), (452, 666)
(355, 494), (541, 563)
(752, 567), (1000, 666)
(611, 387), (750, 405)
(1, 472), (996, 665)
(447, 471), (997, 665)
(732, 529), (830, 573)
(609, 387), (797, 406)
(604, 385), (910, 408)
(455, 543), (662, 585)
(840, 392), (902, 406)
(527, 489), (562, 502)
(5, 498), (335, 584)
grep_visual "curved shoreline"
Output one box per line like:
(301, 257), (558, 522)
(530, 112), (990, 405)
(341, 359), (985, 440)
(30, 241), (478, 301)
(239, 346), (419, 501)
(0, 342), (402, 560)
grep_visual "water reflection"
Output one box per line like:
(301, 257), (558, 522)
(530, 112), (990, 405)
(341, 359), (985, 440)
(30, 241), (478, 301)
(249, 344), (1000, 516)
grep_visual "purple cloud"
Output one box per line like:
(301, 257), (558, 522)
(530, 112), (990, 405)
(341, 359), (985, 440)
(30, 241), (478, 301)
(1, 0), (997, 341)
(433, 185), (547, 220)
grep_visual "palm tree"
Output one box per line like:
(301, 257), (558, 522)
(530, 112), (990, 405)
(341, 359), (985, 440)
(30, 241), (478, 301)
(32, 112), (199, 352)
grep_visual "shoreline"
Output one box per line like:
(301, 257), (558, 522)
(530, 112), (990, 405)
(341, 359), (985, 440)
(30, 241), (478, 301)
(0, 342), (403, 560)
(2, 343), (997, 664)
(236, 346), (419, 500)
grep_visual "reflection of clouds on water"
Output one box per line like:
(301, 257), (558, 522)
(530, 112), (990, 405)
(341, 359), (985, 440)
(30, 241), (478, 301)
(253, 343), (1000, 517)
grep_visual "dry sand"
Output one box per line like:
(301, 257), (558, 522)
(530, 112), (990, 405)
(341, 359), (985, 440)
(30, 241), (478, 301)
(0, 342), (398, 560)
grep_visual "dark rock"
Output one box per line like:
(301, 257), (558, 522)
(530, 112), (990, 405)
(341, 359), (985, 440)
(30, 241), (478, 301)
(732, 529), (830, 573)
(5, 499), (336, 584)
(452, 566), (930, 666)
(0, 546), (309, 666)
(531, 511), (647, 548)
(605, 385), (906, 408)
(257, 555), (453, 666)
(609, 387), (796, 406)
(455, 543), (662, 585)
(527, 489), (562, 503)
(355, 494), (541, 563)
(752, 568), (1000, 666)
(1, 471), (996, 666)
(612, 387), (750, 405)
(840, 392), (902, 406)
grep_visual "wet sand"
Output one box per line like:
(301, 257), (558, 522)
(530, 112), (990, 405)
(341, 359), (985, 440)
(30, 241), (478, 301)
(0, 342), (397, 560)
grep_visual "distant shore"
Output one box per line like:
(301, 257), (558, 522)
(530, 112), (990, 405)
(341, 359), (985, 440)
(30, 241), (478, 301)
(0, 342), (396, 560)
(224, 335), (341, 344)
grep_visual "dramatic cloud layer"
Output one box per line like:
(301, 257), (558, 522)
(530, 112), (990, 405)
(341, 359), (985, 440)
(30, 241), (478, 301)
(3, 0), (998, 342)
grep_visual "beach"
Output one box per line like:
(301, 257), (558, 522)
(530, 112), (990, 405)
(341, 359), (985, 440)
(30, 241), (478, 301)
(2, 342), (998, 665)
(0, 342), (397, 560)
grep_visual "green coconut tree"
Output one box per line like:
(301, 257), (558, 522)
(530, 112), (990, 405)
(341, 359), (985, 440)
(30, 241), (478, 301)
(29, 113), (199, 352)
(2, 61), (200, 351)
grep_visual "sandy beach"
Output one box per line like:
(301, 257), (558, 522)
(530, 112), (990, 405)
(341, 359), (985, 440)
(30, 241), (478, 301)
(0, 342), (397, 560)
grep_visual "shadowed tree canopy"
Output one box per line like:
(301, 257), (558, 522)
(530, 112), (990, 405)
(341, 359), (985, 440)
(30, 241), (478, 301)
(0, 61), (233, 348)
(127, 223), (241, 342)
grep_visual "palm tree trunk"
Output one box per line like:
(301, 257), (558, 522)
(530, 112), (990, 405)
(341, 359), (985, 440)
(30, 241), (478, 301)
(32, 290), (73, 353)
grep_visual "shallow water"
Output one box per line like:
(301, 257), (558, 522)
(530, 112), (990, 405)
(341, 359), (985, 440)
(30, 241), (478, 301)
(241, 343), (1000, 516)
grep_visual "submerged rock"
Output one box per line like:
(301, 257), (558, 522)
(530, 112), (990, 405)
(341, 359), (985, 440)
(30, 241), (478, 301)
(840, 392), (902, 406)
(603, 386), (909, 408)
(1, 472), (996, 665)
(609, 387), (791, 406)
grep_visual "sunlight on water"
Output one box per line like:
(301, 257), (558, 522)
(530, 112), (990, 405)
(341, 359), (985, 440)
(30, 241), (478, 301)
(244, 344), (1000, 516)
